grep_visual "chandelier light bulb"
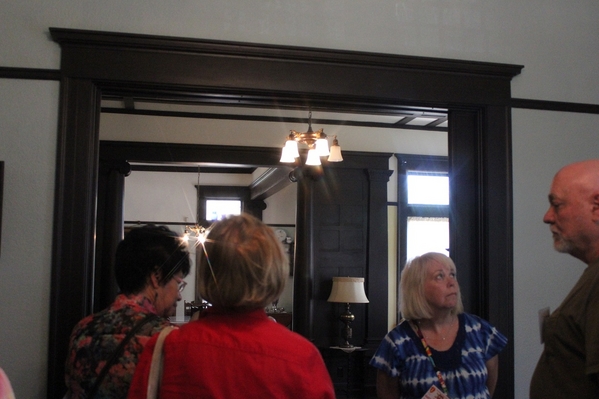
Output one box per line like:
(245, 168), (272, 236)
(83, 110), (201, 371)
(305, 148), (322, 166)
(280, 144), (296, 163)
(315, 137), (330, 156)
(285, 137), (300, 158)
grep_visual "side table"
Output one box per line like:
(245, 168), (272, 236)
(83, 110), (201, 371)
(267, 312), (292, 329)
(320, 346), (368, 399)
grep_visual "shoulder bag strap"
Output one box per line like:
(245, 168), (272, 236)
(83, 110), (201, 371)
(146, 326), (177, 399)
(87, 313), (159, 399)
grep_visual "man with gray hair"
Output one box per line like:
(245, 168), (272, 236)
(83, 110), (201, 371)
(530, 159), (599, 398)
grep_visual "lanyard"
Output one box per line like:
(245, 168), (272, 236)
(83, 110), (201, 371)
(414, 322), (450, 396)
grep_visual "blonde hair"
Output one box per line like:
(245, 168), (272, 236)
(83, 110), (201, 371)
(400, 252), (463, 320)
(197, 213), (288, 311)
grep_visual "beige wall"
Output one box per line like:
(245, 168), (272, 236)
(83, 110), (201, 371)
(0, 79), (58, 398)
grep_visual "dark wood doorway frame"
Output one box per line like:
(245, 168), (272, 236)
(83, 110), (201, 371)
(49, 28), (521, 399)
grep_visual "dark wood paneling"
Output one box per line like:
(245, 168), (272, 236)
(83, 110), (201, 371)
(448, 109), (482, 315)
(511, 98), (599, 114)
(291, 156), (391, 395)
(50, 28), (521, 108)
(365, 169), (394, 347)
(320, 347), (368, 398)
(94, 161), (129, 312)
(313, 167), (371, 349)
(0, 66), (61, 80)
(48, 78), (101, 397)
(448, 107), (514, 399)
(481, 105), (514, 399)
(129, 164), (257, 175)
(100, 140), (281, 167)
(250, 167), (294, 201)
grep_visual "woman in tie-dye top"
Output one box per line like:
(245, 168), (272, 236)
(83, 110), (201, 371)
(370, 253), (507, 399)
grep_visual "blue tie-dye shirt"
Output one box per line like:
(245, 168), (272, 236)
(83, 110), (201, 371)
(370, 313), (507, 399)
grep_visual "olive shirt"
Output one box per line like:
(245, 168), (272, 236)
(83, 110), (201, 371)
(530, 260), (599, 399)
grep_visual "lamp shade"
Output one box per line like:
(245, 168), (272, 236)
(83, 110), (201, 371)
(327, 277), (369, 303)
(305, 148), (322, 166)
(315, 137), (330, 156)
(280, 145), (296, 163)
(327, 136), (343, 162)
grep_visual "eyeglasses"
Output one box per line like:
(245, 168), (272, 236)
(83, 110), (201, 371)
(174, 276), (187, 293)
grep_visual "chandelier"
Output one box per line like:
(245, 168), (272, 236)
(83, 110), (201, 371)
(183, 166), (208, 245)
(183, 224), (207, 245)
(280, 112), (343, 166)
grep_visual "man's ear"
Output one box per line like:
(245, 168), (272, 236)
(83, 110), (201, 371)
(591, 193), (599, 221)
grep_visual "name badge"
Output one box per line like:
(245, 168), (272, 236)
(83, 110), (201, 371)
(422, 385), (449, 399)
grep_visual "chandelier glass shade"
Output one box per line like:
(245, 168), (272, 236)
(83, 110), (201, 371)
(280, 112), (343, 165)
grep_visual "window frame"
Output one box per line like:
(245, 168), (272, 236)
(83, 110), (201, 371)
(196, 185), (266, 226)
(196, 186), (249, 225)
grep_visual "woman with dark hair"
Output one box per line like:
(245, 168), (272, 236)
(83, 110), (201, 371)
(65, 225), (191, 399)
(370, 252), (507, 399)
(128, 213), (335, 399)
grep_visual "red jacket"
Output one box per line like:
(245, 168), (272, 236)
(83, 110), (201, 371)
(128, 308), (335, 398)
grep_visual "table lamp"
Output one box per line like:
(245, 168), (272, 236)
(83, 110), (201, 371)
(327, 277), (369, 348)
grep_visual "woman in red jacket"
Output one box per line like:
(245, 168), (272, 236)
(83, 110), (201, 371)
(128, 213), (335, 399)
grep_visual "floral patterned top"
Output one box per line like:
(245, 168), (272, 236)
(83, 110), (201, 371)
(65, 293), (171, 399)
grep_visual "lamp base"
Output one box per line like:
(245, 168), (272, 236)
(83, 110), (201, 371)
(339, 303), (355, 348)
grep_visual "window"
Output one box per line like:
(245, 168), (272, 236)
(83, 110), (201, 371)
(205, 199), (241, 221)
(407, 173), (449, 205)
(405, 171), (449, 258)
(397, 155), (450, 264)
(197, 186), (265, 225)
(406, 216), (449, 259)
